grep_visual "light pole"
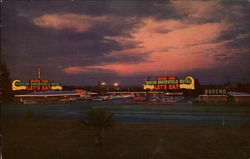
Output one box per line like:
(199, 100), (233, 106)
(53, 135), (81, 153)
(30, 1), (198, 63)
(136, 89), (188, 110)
(100, 81), (107, 92)
(101, 82), (106, 86)
(113, 82), (119, 91)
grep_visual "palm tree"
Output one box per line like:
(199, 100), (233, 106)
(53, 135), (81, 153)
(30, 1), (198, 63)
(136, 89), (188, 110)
(81, 109), (114, 146)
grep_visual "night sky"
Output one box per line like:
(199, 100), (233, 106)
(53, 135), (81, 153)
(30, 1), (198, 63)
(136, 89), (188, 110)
(2, 1), (250, 86)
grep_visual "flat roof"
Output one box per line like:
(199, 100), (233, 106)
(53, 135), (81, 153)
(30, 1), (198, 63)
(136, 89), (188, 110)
(199, 95), (228, 97)
(14, 90), (98, 97)
(15, 94), (80, 97)
(228, 92), (250, 96)
(199, 91), (250, 97)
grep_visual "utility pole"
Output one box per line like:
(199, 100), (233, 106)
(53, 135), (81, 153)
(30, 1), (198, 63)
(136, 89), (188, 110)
(38, 68), (41, 80)
(226, 75), (231, 90)
(165, 64), (167, 76)
(163, 64), (168, 76)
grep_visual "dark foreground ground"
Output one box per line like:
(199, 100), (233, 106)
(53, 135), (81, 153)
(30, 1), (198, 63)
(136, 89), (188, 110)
(2, 119), (250, 159)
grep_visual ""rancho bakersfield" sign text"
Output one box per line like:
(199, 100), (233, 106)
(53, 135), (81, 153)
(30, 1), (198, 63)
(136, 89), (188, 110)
(12, 80), (62, 91)
(143, 76), (195, 90)
(204, 89), (227, 95)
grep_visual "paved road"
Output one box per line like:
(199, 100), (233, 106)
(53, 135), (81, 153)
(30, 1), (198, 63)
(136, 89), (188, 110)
(2, 100), (250, 125)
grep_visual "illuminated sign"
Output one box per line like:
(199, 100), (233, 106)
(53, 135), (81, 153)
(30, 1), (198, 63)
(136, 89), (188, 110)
(204, 89), (227, 95)
(12, 80), (62, 91)
(144, 76), (195, 90)
(75, 89), (87, 95)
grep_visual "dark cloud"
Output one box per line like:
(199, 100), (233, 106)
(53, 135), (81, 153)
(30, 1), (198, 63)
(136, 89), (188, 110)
(154, 28), (171, 34)
(215, 54), (226, 57)
(2, 6), (151, 85)
(3, 1), (185, 20)
(215, 2), (250, 48)
(225, 36), (250, 49)
(178, 63), (250, 85)
(2, 1), (250, 85)
(214, 56), (236, 62)
(104, 51), (153, 65)
(2, 3), (144, 80)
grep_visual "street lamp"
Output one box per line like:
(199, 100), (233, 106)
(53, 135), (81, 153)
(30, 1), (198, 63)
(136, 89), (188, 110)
(113, 82), (119, 87)
(101, 82), (106, 86)
(113, 82), (119, 91)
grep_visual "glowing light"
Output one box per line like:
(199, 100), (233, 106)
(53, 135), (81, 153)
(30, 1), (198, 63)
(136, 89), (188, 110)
(113, 82), (119, 87)
(179, 76), (195, 90)
(12, 80), (26, 91)
(51, 85), (62, 90)
(143, 84), (154, 90)
(143, 76), (195, 90)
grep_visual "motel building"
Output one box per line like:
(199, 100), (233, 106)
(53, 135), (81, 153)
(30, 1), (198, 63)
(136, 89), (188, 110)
(198, 89), (228, 102)
(14, 90), (98, 104)
(197, 89), (250, 103)
(228, 92), (250, 103)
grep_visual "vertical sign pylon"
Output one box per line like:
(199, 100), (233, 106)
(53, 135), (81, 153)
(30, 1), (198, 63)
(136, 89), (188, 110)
(38, 68), (41, 80)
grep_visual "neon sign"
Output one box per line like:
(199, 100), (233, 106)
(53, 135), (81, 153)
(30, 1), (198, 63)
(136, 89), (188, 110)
(204, 89), (227, 95)
(143, 76), (195, 90)
(12, 80), (62, 91)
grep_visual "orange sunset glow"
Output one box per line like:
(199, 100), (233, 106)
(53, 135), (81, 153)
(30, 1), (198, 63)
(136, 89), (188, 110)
(2, 1), (249, 85)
